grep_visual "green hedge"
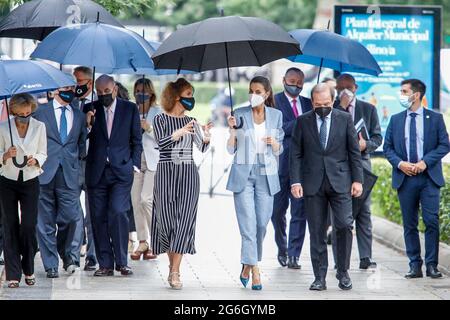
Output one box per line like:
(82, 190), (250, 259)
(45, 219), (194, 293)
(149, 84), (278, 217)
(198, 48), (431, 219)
(371, 158), (450, 244)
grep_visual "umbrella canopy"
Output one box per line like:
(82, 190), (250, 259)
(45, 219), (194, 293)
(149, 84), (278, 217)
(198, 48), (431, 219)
(287, 29), (382, 77)
(152, 15), (301, 72)
(30, 22), (155, 72)
(0, 59), (75, 99)
(0, 0), (123, 41)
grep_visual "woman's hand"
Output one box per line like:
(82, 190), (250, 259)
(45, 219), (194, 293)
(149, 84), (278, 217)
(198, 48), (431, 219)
(202, 122), (213, 143)
(141, 119), (151, 132)
(227, 116), (237, 129)
(172, 120), (195, 141)
(3, 146), (17, 162)
(27, 155), (38, 167)
(263, 136), (280, 151)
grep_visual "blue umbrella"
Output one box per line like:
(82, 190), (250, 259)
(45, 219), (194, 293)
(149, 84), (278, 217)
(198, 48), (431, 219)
(287, 29), (382, 82)
(0, 59), (75, 167)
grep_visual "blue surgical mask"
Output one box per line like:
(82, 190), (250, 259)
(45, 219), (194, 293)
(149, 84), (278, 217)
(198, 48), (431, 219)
(135, 93), (151, 105)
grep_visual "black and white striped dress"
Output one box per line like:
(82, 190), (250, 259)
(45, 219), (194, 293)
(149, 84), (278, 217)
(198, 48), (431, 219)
(151, 113), (209, 255)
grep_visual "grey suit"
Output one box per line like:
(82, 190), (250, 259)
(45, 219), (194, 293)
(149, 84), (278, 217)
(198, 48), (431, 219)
(290, 109), (363, 278)
(34, 102), (87, 271)
(332, 99), (382, 261)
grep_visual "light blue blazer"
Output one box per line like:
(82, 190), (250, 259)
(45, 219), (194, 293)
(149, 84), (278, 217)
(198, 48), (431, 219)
(226, 106), (284, 196)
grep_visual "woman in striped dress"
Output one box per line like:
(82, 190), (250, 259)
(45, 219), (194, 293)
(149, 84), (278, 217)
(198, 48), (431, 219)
(151, 78), (212, 290)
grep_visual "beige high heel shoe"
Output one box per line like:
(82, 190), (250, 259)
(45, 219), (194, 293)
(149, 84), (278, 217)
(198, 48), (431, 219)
(168, 272), (183, 290)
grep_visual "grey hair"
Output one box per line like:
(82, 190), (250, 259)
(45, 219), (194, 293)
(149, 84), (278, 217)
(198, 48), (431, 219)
(310, 83), (336, 101)
(95, 74), (115, 86)
(73, 66), (93, 78)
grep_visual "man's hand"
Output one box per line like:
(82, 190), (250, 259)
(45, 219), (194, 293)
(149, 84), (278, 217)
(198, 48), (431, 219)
(86, 109), (96, 128)
(399, 161), (417, 176)
(358, 132), (367, 152)
(291, 184), (303, 199)
(351, 182), (363, 198)
(339, 92), (352, 109)
(412, 160), (427, 174)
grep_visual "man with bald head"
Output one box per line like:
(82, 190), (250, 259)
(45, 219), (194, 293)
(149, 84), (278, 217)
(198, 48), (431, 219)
(290, 83), (363, 291)
(84, 74), (142, 277)
(272, 67), (312, 269)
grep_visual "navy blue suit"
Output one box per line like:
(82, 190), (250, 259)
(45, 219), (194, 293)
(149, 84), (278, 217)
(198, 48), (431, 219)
(383, 108), (450, 269)
(271, 92), (312, 258)
(85, 98), (142, 269)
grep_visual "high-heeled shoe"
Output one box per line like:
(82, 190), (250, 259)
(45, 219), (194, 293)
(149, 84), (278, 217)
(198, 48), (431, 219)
(25, 275), (36, 286)
(130, 241), (149, 260)
(143, 248), (157, 260)
(240, 264), (249, 288)
(168, 272), (183, 290)
(251, 266), (262, 290)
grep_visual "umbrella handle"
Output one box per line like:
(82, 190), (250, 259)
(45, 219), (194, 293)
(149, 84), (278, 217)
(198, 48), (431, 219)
(12, 156), (28, 168)
(231, 113), (244, 129)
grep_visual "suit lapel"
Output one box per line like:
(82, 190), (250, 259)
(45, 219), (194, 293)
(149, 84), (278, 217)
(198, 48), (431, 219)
(95, 104), (109, 140)
(109, 99), (122, 141)
(45, 104), (62, 144)
(65, 109), (79, 145)
(307, 111), (321, 147)
(22, 118), (37, 148)
(354, 100), (363, 124)
(325, 110), (338, 152)
(400, 111), (408, 159)
(280, 93), (296, 120)
(423, 108), (430, 155)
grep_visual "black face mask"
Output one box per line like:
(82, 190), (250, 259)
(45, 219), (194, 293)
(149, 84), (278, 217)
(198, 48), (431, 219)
(15, 114), (32, 124)
(284, 83), (302, 97)
(98, 93), (114, 107)
(314, 106), (332, 118)
(180, 97), (195, 111)
(75, 83), (90, 98)
(58, 90), (75, 104)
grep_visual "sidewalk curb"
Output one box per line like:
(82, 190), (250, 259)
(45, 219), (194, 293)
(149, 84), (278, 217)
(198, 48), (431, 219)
(372, 215), (450, 275)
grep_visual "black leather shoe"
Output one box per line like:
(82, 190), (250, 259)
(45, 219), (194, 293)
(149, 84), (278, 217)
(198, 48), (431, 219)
(115, 265), (133, 276)
(0, 257), (4, 265)
(360, 258), (377, 269)
(277, 254), (288, 267)
(405, 268), (423, 279)
(84, 260), (97, 271)
(426, 265), (442, 279)
(309, 278), (327, 291)
(287, 257), (301, 269)
(93, 268), (114, 277)
(336, 271), (352, 290)
(46, 268), (59, 278)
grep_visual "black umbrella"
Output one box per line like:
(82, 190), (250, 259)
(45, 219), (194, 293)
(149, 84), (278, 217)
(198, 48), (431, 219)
(152, 15), (301, 128)
(0, 0), (123, 41)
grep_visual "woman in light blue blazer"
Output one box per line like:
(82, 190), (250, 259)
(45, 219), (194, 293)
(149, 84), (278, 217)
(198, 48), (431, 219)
(226, 76), (284, 290)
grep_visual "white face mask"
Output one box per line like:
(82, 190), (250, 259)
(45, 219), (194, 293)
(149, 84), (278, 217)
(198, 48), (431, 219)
(399, 94), (414, 109)
(339, 88), (355, 100)
(249, 93), (265, 108)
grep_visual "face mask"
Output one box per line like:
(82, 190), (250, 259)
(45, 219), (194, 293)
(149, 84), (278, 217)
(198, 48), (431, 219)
(98, 93), (114, 107)
(339, 88), (355, 100)
(135, 93), (151, 105)
(399, 94), (414, 109)
(314, 106), (332, 118)
(15, 114), (32, 124)
(58, 90), (75, 104)
(180, 97), (195, 111)
(284, 83), (302, 97)
(75, 83), (90, 98)
(249, 93), (265, 108)
(47, 91), (54, 102)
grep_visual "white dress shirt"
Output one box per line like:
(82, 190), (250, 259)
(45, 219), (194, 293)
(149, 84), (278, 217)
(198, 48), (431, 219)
(53, 99), (73, 134)
(284, 92), (303, 116)
(315, 110), (332, 148)
(405, 106), (424, 162)
(254, 121), (266, 154)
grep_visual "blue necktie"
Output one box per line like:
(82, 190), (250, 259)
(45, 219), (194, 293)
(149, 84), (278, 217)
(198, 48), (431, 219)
(60, 106), (68, 144)
(409, 112), (418, 163)
(319, 116), (327, 150)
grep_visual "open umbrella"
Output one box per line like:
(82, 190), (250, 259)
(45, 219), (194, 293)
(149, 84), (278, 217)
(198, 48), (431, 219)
(0, 0), (123, 41)
(152, 15), (301, 129)
(0, 59), (75, 167)
(287, 29), (382, 83)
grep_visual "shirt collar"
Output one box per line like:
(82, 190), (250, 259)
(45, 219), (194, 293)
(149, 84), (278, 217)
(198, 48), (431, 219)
(104, 98), (117, 113)
(284, 92), (300, 105)
(407, 106), (424, 116)
(349, 97), (356, 109)
(315, 109), (333, 120)
(53, 98), (72, 112)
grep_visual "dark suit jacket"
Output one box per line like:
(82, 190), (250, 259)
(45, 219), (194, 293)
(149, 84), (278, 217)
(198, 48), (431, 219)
(335, 99), (382, 164)
(274, 92), (313, 177)
(383, 108), (450, 189)
(289, 108), (363, 196)
(33, 103), (87, 190)
(85, 98), (143, 187)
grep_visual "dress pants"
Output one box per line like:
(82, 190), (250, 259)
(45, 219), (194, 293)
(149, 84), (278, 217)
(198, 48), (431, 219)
(0, 175), (40, 281)
(37, 166), (83, 271)
(233, 160), (274, 265)
(271, 174), (307, 258)
(305, 175), (353, 279)
(131, 155), (155, 242)
(88, 165), (132, 269)
(397, 173), (440, 269)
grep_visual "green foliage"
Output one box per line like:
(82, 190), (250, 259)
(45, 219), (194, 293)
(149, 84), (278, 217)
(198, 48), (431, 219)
(371, 158), (450, 244)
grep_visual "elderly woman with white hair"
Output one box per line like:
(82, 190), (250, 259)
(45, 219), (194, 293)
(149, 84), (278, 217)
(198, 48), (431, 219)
(0, 93), (47, 288)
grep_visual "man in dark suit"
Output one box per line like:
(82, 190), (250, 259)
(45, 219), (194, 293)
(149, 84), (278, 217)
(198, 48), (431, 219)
(384, 79), (450, 279)
(34, 86), (87, 278)
(290, 83), (363, 291)
(272, 67), (312, 269)
(85, 75), (142, 277)
(331, 73), (382, 269)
